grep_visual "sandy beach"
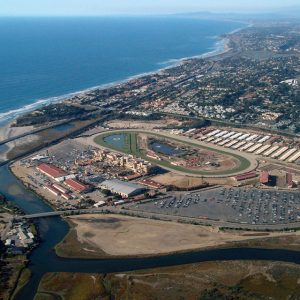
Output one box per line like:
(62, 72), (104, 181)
(0, 122), (36, 160)
(0, 123), (34, 141)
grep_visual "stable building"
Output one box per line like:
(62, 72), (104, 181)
(37, 163), (68, 182)
(64, 178), (90, 194)
(260, 171), (269, 184)
(231, 172), (258, 186)
(100, 179), (147, 198)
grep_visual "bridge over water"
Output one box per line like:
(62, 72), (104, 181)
(14, 207), (300, 231)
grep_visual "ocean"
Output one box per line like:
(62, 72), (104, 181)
(0, 16), (244, 124)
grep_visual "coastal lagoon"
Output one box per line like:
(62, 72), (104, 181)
(0, 16), (245, 124)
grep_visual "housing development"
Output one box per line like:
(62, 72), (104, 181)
(1, 18), (300, 300)
(2, 20), (300, 230)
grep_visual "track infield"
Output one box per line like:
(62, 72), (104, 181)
(93, 130), (256, 177)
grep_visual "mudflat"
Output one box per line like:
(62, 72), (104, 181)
(59, 214), (297, 258)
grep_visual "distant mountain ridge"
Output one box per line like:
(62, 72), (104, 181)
(177, 7), (300, 21)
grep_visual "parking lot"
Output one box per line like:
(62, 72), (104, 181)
(131, 187), (300, 225)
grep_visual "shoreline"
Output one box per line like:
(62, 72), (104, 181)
(55, 240), (300, 261)
(0, 21), (248, 129)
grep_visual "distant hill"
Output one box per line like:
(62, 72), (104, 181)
(177, 8), (300, 22)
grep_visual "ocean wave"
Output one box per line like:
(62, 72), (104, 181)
(0, 23), (249, 126)
(0, 39), (226, 125)
(157, 38), (227, 67)
(157, 58), (183, 66)
(0, 92), (81, 125)
(0, 74), (152, 125)
(0, 38), (227, 126)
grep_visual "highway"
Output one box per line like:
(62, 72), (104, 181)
(0, 119), (75, 146)
(157, 111), (300, 139)
(0, 113), (110, 168)
(0, 59), (215, 168)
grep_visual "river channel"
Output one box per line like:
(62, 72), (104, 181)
(0, 165), (299, 299)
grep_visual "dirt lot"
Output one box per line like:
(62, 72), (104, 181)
(152, 172), (207, 189)
(104, 118), (182, 130)
(151, 172), (231, 188)
(35, 261), (300, 300)
(56, 214), (296, 258)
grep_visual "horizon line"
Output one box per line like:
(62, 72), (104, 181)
(1, 7), (300, 18)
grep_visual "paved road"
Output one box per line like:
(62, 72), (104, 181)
(16, 206), (300, 231)
(15, 208), (108, 220)
(158, 112), (300, 139)
(0, 119), (74, 146)
(0, 113), (110, 168)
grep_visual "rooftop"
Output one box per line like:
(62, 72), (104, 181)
(100, 179), (145, 195)
(37, 163), (68, 178)
(65, 178), (89, 193)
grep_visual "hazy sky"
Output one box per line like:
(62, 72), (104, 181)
(1, 0), (300, 16)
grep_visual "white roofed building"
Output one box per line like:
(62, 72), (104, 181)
(99, 179), (147, 198)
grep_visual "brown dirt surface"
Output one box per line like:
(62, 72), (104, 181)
(104, 118), (182, 130)
(55, 214), (296, 259)
(151, 172), (232, 188)
(151, 172), (207, 189)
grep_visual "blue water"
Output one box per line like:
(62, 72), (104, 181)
(150, 141), (181, 156)
(0, 16), (244, 123)
(104, 134), (127, 150)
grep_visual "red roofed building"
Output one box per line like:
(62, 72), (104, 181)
(62, 193), (72, 200)
(52, 183), (69, 194)
(233, 172), (257, 182)
(201, 128), (215, 135)
(45, 185), (61, 196)
(138, 179), (164, 189)
(286, 173), (293, 186)
(37, 163), (68, 181)
(260, 171), (269, 184)
(64, 178), (90, 193)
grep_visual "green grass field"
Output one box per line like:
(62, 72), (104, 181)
(94, 131), (253, 176)
(94, 132), (141, 156)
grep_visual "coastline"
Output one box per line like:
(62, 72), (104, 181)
(0, 21), (248, 131)
(2, 18), (300, 300)
(0, 124), (35, 161)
